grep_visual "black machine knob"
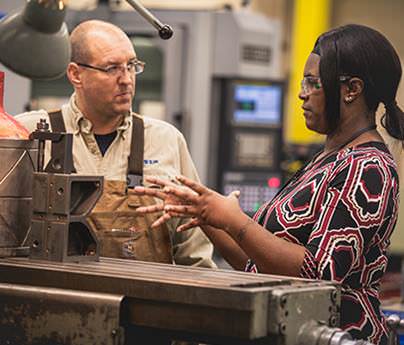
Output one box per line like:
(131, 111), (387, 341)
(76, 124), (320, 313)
(159, 24), (173, 40)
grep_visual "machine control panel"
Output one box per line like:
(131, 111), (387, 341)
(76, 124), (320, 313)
(214, 78), (284, 216)
(222, 172), (281, 215)
(233, 130), (278, 169)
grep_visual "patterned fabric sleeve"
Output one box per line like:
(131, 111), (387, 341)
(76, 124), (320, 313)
(245, 259), (258, 273)
(300, 152), (397, 282)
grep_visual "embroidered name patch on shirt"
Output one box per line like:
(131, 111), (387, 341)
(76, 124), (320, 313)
(144, 159), (159, 165)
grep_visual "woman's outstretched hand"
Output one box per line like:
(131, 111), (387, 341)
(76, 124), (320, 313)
(134, 176), (242, 232)
(163, 175), (241, 232)
(133, 177), (191, 228)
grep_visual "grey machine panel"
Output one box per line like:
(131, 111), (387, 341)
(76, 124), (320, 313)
(0, 282), (125, 345)
(0, 257), (339, 345)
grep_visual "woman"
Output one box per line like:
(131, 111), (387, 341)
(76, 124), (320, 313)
(135, 24), (404, 344)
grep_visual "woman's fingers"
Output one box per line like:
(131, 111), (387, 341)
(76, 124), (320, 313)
(176, 175), (209, 195)
(165, 204), (199, 217)
(133, 186), (167, 200)
(164, 210), (184, 218)
(177, 218), (201, 232)
(135, 204), (164, 214)
(229, 190), (241, 199)
(144, 176), (174, 188)
(164, 186), (198, 203)
(151, 212), (172, 228)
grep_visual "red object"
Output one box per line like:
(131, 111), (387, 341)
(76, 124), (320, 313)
(267, 177), (281, 189)
(0, 71), (29, 139)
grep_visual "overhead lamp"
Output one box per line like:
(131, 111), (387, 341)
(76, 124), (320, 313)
(0, 0), (70, 80)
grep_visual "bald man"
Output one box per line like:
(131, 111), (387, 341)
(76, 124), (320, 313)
(16, 20), (216, 268)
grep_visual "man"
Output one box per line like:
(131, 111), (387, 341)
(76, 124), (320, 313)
(16, 20), (215, 268)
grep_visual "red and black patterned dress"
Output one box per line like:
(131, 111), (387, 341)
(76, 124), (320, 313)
(247, 142), (399, 345)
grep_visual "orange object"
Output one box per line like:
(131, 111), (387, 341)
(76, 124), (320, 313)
(0, 71), (29, 139)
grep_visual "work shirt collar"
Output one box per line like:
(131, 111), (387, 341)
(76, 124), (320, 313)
(68, 93), (132, 139)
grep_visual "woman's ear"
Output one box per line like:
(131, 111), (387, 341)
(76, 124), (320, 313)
(66, 63), (82, 89)
(343, 77), (364, 104)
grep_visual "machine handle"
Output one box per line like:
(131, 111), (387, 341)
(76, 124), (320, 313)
(125, 0), (173, 39)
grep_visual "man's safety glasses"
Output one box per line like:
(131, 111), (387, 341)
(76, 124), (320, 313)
(76, 59), (145, 77)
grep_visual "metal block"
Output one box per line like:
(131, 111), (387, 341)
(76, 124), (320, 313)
(267, 282), (340, 345)
(30, 219), (99, 262)
(0, 257), (340, 344)
(32, 173), (103, 216)
(0, 282), (125, 345)
(0, 139), (37, 254)
(30, 173), (103, 262)
(30, 130), (74, 174)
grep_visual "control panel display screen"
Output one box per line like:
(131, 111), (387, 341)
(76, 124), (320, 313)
(233, 83), (282, 126)
(233, 132), (276, 169)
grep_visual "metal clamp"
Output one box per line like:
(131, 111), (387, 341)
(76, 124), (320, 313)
(298, 320), (374, 345)
(386, 314), (404, 345)
(126, 173), (143, 189)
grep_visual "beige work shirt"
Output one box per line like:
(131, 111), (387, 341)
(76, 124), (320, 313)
(16, 94), (216, 268)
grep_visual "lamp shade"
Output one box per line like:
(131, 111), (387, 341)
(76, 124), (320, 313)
(0, 0), (71, 80)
